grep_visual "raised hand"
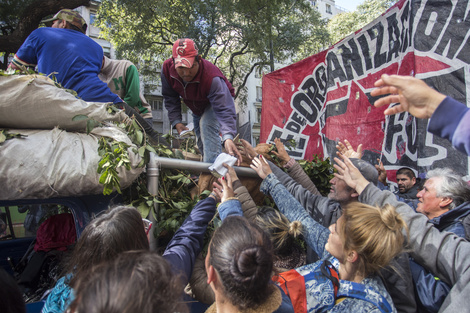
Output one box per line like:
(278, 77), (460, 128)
(374, 159), (387, 185)
(237, 139), (258, 160)
(371, 74), (446, 118)
(250, 155), (272, 179)
(213, 173), (236, 203)
(271, 138), (291, 165)
(223, 163), (239, 182)
(336, 139), (363, 159)
(333, 154), (369, 195)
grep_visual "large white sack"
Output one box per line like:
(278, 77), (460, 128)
(0, 126), (144, 200)
(0, 74), (127, 131)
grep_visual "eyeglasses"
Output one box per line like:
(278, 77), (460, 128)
(142, 218), (153, 235)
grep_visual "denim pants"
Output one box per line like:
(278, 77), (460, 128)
(193, 105), (221, 163)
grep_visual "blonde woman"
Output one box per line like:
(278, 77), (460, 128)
(251, 156), (407, 312)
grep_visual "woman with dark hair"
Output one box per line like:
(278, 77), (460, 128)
(42, 206), (148, 313)
(250, 156), (407, 312)
(203, 174), (294, 313)
(68, 251), (187, 313)
(42, 195), (217, 313)
(188, 165), (305, 305)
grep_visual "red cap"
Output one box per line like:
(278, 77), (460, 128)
(172, 38), (198, 68)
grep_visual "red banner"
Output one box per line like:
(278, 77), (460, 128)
(261, 0), (470, 180)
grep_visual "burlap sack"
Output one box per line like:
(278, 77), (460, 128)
(0, 126), (144, 200)
(0, 74), (127, 131)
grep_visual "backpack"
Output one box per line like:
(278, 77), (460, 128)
(273, 259), (393, 313)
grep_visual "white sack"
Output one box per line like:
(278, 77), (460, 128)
(0, 126), (144, 200)
(0, 74), (127, 131)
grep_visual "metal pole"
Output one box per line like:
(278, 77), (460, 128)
(152, 156), (259, 178)
(147, 152), (159, 251)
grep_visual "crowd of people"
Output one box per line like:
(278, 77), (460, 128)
(3, 7), (470, 313)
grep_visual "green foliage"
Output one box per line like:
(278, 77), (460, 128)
(297, 155), (335, 196)
(96, 0), (330, 101)
(97, 137), (131, 195)
(327, 0), (398, 44)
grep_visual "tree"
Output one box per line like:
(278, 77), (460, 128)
(96, 0), (330, 106)
(0, 0), (90, 69)
(327, 0), (398, 45)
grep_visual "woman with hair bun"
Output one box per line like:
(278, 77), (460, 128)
(254, 207), (305, 271)
(226, 164), (306, 270)
(188, 166), (305, 305)
(251, 156), (407, 312)
(204, 174), (294, 312)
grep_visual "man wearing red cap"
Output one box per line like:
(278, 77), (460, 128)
(161, 38), (242, 164)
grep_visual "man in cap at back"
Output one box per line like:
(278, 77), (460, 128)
(161, 38), (242, 164)
(9, 9), (120, 104)
(9, 9), (167, 146)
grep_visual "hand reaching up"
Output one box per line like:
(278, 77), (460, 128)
(238, 139), (258, 160)
(250, 155), (272, 179)
(223, 163), (239, 182)
(371, 74), (446, 118)
(333, 155), (369, 195)
(213, 174), (236, 203)
(272, 138), (291, 165)
(336, 139), (363, 159)
(374, 159), (387, 185)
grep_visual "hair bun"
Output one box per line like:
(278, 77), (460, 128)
(288, 221), (302, 238)
(380, 204), (404, 231)
(230, 245), (272, 286)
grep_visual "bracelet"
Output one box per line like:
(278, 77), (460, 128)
(210, 192), (218, 198)
(223, 197), (239, 202)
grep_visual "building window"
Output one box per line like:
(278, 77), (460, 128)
(150, 99), (163, 111)
(256, 86), (262, 102)
(310, 0), (317, 6)
(89, 12), (96, 25)
(326, 4), (332, 14)
(256, 107), (262, 123)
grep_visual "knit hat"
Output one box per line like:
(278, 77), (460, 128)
(41, 9), (86, 31)
(350, 158), (379, 186)
(172, 38), (199, 68)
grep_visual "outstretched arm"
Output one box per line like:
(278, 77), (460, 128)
(251, 156), (330, 258)
(333, 154), (470, 289)
(163, 196), (217, 284)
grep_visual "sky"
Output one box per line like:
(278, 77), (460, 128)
(334, 0), (364, 12)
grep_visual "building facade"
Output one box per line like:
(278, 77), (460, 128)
(238, 0), (347, 145)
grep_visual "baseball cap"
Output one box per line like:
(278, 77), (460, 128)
(172, 38), (199, 68)
(41, 9), (87, 30)
(350, 158), (379, 186)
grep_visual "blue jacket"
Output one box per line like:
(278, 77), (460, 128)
(428, 96), (470, 156)
(410, 201), (470, 313)
(14, 28), (121, 104)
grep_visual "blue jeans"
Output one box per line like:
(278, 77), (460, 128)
(193, 105), (221, 163)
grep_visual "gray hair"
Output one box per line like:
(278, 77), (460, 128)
(426, 168), (470, 209)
